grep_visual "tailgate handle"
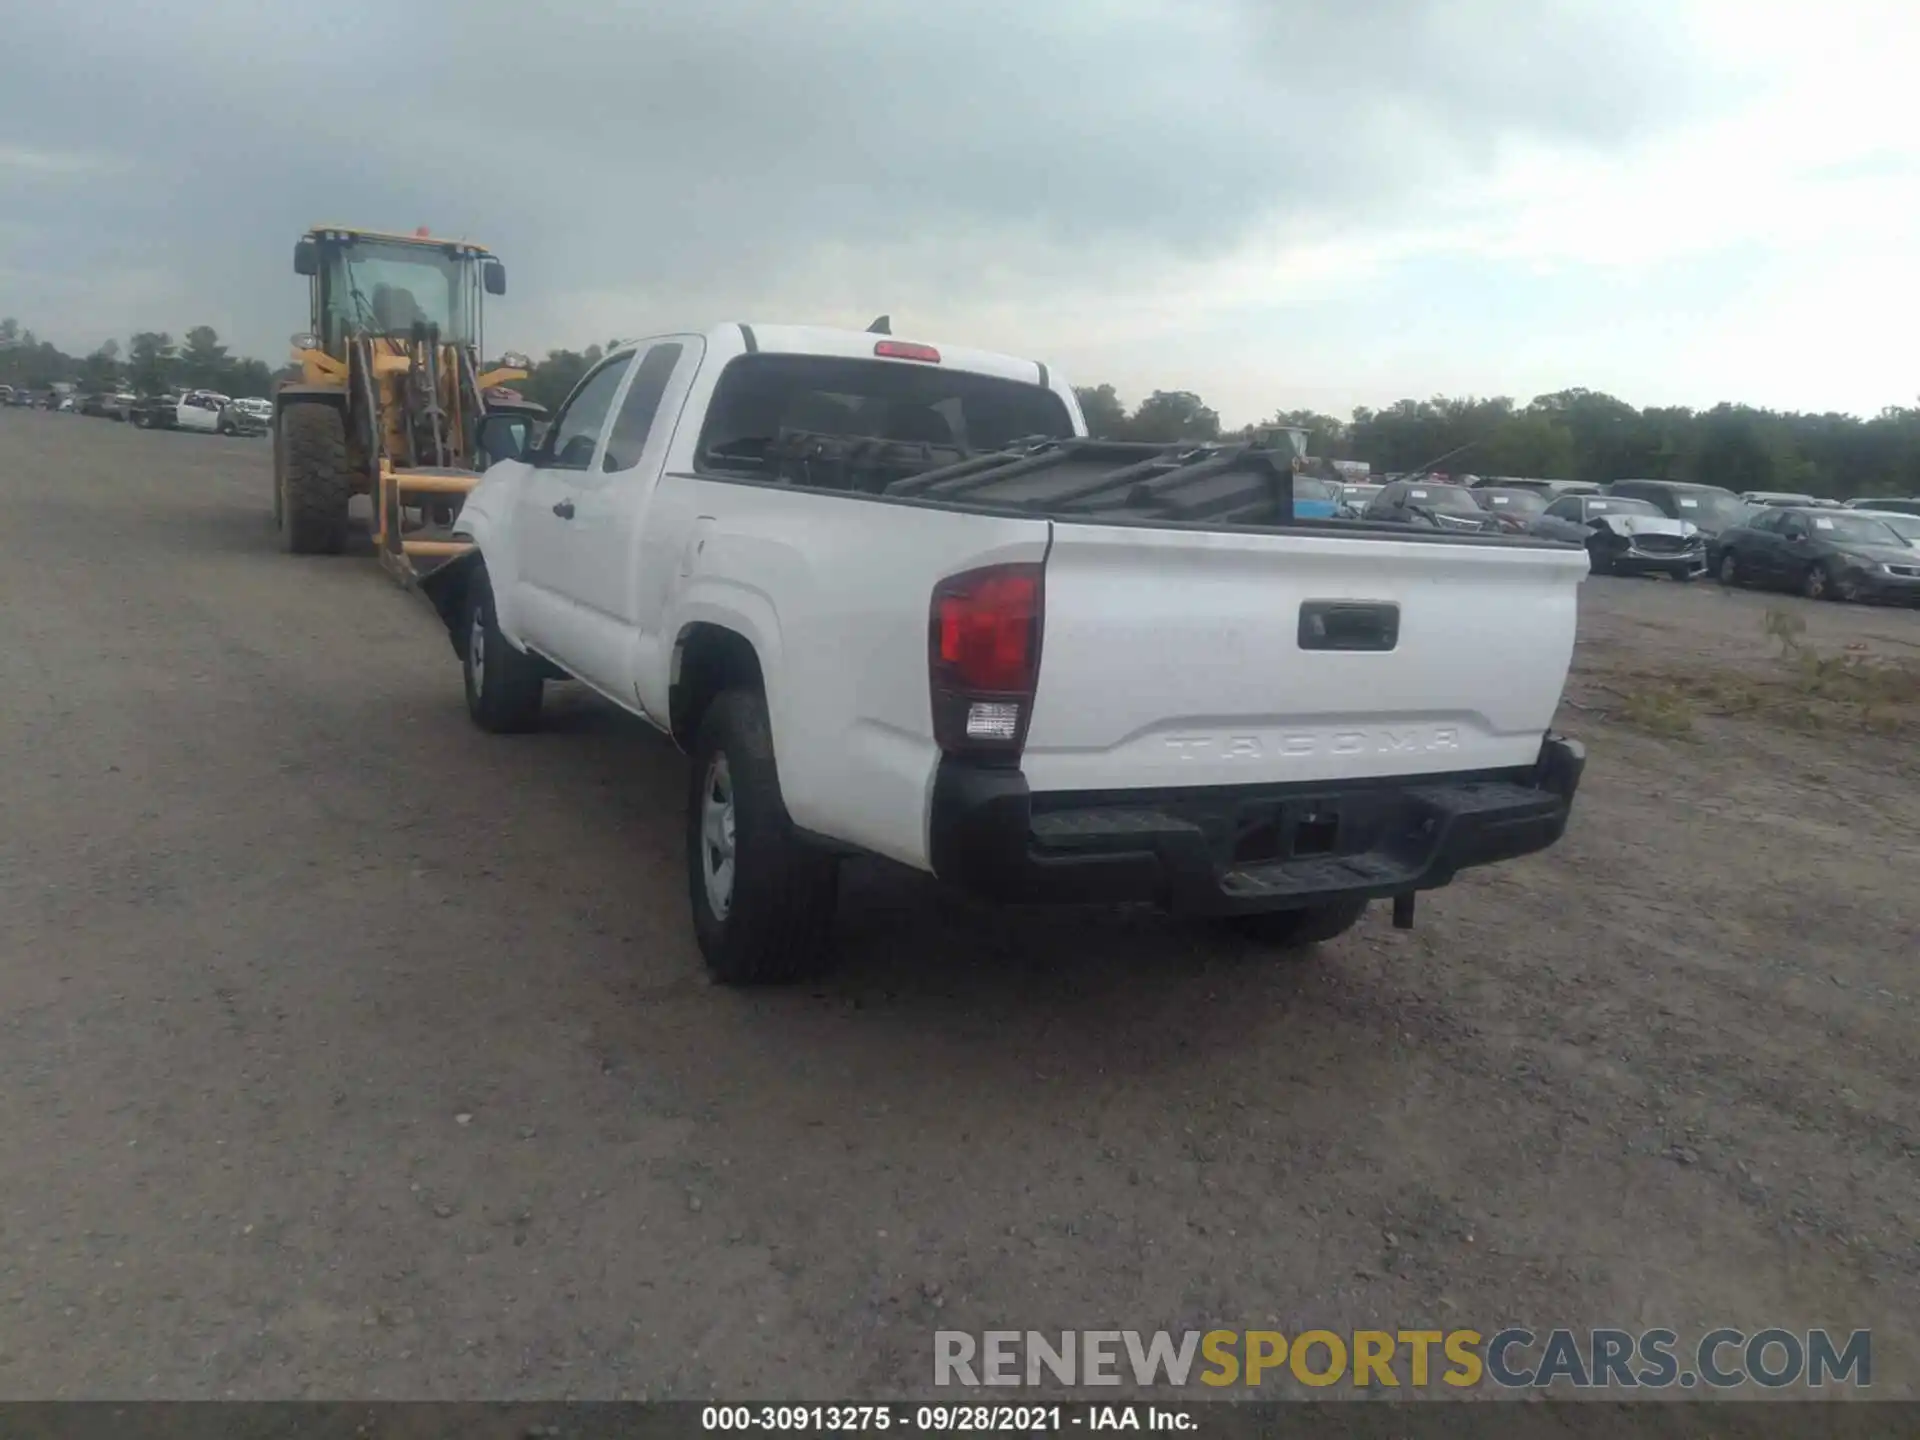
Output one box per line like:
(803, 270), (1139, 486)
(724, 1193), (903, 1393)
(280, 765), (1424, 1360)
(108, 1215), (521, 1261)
(1299, 601), (1399, 652)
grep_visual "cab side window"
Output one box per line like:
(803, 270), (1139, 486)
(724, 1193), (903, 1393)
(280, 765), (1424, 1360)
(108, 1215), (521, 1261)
(601, 343), (686, 472)
(1544, 497), (1582, 521)
(539, 355), (633, 471)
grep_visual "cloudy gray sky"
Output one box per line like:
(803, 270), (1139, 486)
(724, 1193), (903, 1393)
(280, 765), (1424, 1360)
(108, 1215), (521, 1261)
(5, 0), (1917, 424)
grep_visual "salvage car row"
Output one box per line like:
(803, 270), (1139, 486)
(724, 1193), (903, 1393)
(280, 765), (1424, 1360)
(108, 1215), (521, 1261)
(34, 385), (272, 434)
(1329, 474), (1920, 603)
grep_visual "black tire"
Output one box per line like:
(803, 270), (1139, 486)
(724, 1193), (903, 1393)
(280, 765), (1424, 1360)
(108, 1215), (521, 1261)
(459, 566), (544, 733)
(1717, 551), (1741, 587)
(270, 415), (286, 531)
(1224, 897), (1370, 951)
(1586, 543), (1612, 577)
(687, 689), (839, 984)
(133, 412), (149, 429)
(1801, 563), (1830, 601)
(276, 402), (351, 555)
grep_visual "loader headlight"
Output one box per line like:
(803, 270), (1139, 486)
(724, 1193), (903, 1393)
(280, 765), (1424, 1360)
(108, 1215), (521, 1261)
(291, 332), (318, 352)
(498, 351), (531, 370)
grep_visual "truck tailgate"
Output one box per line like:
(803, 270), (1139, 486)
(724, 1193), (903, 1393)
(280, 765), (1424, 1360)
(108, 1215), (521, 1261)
(1022, 522), (1586, 794)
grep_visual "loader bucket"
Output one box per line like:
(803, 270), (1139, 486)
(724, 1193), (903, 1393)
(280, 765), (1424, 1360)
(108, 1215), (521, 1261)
(373, 461), (482, 587)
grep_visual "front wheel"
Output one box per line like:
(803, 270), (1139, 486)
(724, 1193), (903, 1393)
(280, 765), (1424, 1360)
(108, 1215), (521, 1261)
(1222, 897), (1370, 951)
(1802, 563), (1831, 601)
(1717, 551), (1741, 587)
(460, 566), (545, 733)
(276, 402), (350, 554)
(687, 689), (839, 984)
(1586, 544), (1612, 577)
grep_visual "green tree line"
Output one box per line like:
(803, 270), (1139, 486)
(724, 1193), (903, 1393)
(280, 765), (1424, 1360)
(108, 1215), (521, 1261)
(1, 318), (281, 401)
(1075, 385), (1920, 500)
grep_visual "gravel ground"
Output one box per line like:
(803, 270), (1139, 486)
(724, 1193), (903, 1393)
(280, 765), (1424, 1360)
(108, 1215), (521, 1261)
(1, 411), (1915, 1402)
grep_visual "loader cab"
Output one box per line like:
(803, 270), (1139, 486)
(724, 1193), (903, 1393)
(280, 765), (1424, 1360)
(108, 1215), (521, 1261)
(295, 228), (504, 356)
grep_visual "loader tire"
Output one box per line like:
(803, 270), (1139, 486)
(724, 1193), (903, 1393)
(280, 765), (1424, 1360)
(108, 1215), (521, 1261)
(460, 565), (544, 733)
(277, 402), (350, 555)
(687, 689), (839, 985)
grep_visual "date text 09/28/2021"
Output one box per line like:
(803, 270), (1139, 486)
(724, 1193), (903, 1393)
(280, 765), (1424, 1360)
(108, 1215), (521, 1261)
(702, 1407), (1186, 1432)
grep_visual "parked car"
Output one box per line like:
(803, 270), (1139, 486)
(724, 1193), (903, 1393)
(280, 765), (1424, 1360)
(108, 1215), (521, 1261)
(129, 393), (182, 428)
(1741, 490), (1818, 507)
(419, 322), (1587, 982)
(1604, 479), (1751, 537)
(1470, 486), (1550, 533)
(224, 397), (272, 435)
(132, 390), (231, 432)
(1337, 482), (1381, 517)
(1363, 478), (1501, 532)
(1709, 505), (1920, 603)
(1531, 493), (1706, 579)
(1842, 496), (1920, 517)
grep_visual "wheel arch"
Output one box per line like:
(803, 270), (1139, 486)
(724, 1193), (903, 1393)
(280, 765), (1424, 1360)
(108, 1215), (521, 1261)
(671, 623), (769, 753)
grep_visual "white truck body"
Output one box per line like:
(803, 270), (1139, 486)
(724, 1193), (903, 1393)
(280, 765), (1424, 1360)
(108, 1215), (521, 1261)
(426, 323), (1587, 979)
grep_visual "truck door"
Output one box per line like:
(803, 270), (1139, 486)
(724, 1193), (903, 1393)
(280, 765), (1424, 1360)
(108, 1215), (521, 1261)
(509, 352), (633, 655)
(542, 337), (704, 697)
(181, 394), (216, 432)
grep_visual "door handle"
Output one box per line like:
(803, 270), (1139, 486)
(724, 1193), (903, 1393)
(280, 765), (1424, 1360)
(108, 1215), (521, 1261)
(552, 499), (575, 520)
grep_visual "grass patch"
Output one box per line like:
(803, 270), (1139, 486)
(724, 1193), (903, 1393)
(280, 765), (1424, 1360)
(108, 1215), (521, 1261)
(1580, 607), (1920, 740)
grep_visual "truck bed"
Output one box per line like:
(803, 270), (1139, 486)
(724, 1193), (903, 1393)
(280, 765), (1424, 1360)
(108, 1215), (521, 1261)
(716, 431), (1558, 544)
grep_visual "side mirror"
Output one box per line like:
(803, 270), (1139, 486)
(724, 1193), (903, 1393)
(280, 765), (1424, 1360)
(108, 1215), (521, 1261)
(294, 239), (318, 277)
(482, 259), (506, 296)
(475, 413), (533, 467)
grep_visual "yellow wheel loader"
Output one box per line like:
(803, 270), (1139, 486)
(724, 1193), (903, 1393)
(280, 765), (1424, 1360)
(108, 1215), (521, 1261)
(273, 225), (545, 581)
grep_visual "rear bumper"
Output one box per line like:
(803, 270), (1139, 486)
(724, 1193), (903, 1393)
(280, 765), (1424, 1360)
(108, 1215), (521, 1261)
(928, 735), (1585, 915)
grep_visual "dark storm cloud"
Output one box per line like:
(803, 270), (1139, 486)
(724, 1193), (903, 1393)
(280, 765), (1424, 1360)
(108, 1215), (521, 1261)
(2, 0), (1711, 355)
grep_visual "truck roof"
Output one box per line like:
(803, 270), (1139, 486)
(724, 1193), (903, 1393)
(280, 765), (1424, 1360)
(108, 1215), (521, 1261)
(719, 323), (1052, 388)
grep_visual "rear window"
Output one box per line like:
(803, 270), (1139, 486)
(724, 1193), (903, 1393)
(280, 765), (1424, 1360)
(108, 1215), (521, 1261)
(695, 354), (1075, 473)
(1405, 484), (1483, 512)
(1589, 498), (1663, 518)
(1475, 488), (1547, 513)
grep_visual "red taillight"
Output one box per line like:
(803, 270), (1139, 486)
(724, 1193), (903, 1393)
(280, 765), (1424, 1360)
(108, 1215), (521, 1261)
(875, 340), (941, 363)
(929, 564), (1043, 756)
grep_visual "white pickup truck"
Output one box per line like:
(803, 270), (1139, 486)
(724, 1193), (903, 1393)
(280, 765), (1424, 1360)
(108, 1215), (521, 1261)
(422, 323), (1588, 983)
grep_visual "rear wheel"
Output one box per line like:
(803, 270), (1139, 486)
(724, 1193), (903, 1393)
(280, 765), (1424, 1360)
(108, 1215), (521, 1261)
(276, 402), (351, 555)
(1717, 551), (1741, 587)
(1223, 898), (1370, 952)
(687, 689), (839, 984)
(460, 566), (544, 733)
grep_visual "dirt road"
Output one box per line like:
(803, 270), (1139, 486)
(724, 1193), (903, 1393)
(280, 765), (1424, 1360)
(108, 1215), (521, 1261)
(1, 412), (1915, 1400)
